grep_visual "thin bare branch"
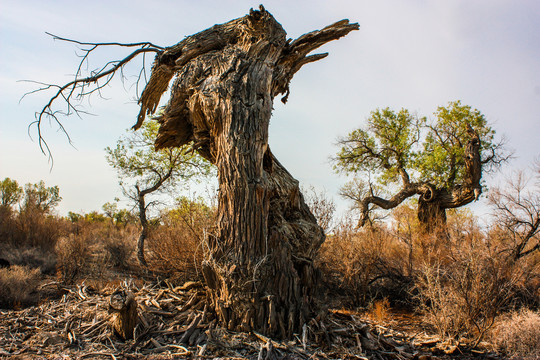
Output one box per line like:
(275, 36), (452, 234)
(24, 35), (162, 164)
(45, 32), (165, 50)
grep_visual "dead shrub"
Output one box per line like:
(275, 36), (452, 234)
(492, 308), (540, 359)
(55, 234), (90, 284)
(103, 235), (135, 269)
(0, 246), (56, 275)
(147, 222), (206, 283)
(147, 197), (215, 283)
(94, 225), (138, 270)
(0, 205), (66, 251)
(303, 186), (336, 234)
(0, 265), (41, 308)
(318, 219), (411, 307)
(415, 249), (519, 342)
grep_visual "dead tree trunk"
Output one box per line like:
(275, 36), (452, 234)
(135, 6), (358, 338)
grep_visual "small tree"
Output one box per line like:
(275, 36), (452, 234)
(22, 180), (61, 213)
(0, 178), (23, 209)
(334, 101), (506, 232)
(105, 119), (213, 266)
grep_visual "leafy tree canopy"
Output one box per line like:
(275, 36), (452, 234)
(105, 118), (214, 202)
(22, 181), (61, 213)
(0, 178), (23, 208)
(335, 101), (501, 189)
(334, 101), (506, 229)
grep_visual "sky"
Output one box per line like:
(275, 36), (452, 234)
(1, 0), (539, 220)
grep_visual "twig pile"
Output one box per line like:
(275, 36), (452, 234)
(0, 280), (499, 359)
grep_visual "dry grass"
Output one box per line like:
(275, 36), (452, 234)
(318, 219), (411, 307)
(0, 265), (41, 308)
(367, 298), (391, 323)
(147, 202), (214, 283)
(491, 308), (540, 359)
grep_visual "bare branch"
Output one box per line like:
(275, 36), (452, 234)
(357, 183), (425, 227)
(45, 32), (164, 50)
(24, 34), (162, 163)
(489, 167), (540, 260)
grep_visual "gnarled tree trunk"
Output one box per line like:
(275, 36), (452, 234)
(357, 125), (483, 234)
(416, 126), (482, 232)
(135, 6), (358, 338)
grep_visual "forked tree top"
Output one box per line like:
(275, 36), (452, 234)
(135, 5), (359, 131)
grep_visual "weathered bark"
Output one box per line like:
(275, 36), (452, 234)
(109, 290), (138, 340)
(417, 125), (482, 232)
(135, 6), (358, 338)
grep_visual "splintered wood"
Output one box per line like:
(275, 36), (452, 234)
(0, 281), (497, 359)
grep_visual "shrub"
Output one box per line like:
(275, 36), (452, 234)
(0, 246), (57, 274)
(415, 249), (519, 342)
(102, 229), (136, 269)
(317, 219), (411, 307)
(147, 197), (215, 283)
(492, 309), (540, 359)
(0, 265), (41, 308)
(55, 234), (90, 284)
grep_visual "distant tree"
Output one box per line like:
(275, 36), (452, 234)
(335, 101), (507, 232)
(67, 211), (83, 223)
(22, 180), (61, 213)
(102, 201), (137, 227)
(105, 119), (213, 266)
(0, 178), (23, 209)
(84, 211), (107, 223)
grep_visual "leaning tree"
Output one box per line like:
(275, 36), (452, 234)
(105, 119), (213, 267)
(334, 101), (507, 233)
(31, 6), (358, 338)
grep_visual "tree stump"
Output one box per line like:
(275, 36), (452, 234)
(109, 289), (138, 340)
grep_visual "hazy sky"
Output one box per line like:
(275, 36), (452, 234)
(1, 0), (539, 218)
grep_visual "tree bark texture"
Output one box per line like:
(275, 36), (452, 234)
(134, 6), (358, 338)
(417, 125), (482, 232)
